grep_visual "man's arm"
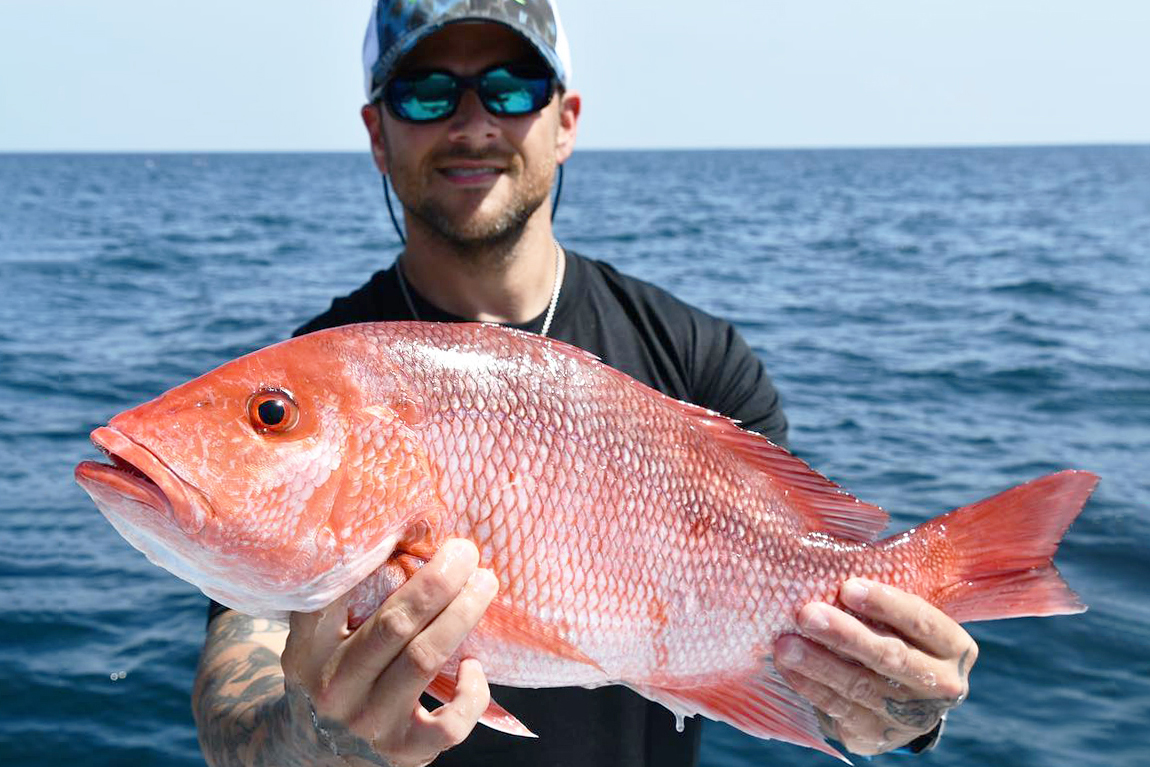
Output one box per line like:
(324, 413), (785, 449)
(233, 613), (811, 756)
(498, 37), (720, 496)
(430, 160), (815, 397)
(192, 539), (498, 767)
(192, 612), (328, 767)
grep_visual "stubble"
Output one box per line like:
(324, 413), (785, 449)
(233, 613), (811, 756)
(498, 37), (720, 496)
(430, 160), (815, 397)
(386, 141), (555, 261)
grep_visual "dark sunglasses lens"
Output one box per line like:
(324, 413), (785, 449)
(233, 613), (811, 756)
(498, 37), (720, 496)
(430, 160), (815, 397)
(479, 67), (553, 115)
(387, 72), (459, 121)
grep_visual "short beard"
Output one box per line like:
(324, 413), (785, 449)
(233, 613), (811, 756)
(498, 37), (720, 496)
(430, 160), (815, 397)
(406, 180), (548, 256)
(382, 129), (555, 262)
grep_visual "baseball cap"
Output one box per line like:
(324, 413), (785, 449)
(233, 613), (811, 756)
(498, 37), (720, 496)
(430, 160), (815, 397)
(363, 0), (572, 103)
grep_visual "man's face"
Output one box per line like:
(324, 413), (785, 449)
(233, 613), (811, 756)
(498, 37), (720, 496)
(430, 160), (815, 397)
(362, 23), (580, 249)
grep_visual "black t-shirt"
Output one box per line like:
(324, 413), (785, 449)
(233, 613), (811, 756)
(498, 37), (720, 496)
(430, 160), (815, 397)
(211, 250), (788, 767)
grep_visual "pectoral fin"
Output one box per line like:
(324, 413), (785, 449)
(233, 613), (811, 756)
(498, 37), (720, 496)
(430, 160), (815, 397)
(425, 672), (536, 738)
(476, 597), (605, 672)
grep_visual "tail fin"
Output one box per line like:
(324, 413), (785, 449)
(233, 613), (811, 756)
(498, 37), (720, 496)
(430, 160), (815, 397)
(922, 470), (1098, 622)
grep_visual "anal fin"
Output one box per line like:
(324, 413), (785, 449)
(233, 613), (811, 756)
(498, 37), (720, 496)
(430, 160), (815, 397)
(630, 663), (849, 763)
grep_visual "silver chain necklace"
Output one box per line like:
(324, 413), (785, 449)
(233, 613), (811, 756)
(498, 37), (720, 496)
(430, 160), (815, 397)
(395, 240), (564, 337)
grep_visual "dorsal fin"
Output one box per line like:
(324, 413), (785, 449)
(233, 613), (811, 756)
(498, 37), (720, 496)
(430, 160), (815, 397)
(490, 326), (889, 542)
(666, 398), (889, 542)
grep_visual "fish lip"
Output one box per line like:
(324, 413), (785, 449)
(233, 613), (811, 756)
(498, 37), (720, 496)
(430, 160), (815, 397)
(77, 426), (214, 535)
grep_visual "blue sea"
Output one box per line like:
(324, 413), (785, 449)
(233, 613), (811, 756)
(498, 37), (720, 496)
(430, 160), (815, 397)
(1, 147), (1148, 767)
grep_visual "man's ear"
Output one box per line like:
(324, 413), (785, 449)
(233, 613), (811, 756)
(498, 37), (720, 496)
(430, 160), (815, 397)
(555, 90), (581, 165)
(361, 104), (389, 175)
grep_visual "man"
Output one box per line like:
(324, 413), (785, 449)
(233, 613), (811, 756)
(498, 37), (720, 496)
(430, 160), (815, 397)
(192, 2), (977, 765)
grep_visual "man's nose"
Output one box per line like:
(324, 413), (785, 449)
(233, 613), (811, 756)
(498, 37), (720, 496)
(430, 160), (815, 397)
(447, 89), (499, 144)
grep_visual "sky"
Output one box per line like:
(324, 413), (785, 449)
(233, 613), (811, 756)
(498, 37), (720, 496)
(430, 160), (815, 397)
(1, 0), (1148, 152)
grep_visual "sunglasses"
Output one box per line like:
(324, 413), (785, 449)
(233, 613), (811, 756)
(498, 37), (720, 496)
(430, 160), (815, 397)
(382, 63), (556, 123)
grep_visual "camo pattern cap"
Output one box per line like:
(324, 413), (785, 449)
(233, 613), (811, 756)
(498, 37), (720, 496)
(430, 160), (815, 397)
(363, 0), (572, 101)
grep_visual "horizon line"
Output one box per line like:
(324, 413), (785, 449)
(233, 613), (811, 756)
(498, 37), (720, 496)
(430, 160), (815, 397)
(2, 140), (1149, 155)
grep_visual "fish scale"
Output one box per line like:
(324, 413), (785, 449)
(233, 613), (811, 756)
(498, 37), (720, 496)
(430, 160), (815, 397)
(404, 338), (768, 679)
(75, 321), (1097, 760)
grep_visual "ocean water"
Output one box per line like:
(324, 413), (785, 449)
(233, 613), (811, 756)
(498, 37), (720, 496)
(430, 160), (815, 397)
(1, 147), (1148, 767)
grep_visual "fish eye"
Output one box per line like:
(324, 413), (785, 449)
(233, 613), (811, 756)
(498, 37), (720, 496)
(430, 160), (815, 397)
(247, 389), (299, 434)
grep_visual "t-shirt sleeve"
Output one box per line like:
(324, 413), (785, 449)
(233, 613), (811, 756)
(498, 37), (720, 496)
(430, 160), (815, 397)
(692, 320), (789, 449)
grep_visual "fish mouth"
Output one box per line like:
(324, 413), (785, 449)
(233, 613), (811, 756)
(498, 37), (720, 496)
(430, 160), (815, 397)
(75, 427), (212, 535)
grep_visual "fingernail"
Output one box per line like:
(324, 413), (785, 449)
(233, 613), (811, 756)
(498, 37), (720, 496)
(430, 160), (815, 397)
(459, 656), (485, 681)
(800, 604), (830, 633)
(440, 539), (478, 570)
(442, 538), (469, 557)
(468, 568), (498, 598)
(840, 579), (870, 608)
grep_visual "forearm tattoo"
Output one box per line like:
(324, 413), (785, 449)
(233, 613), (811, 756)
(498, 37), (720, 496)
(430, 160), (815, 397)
(311, 710), (397, 767)
(192, 613), (329, 767)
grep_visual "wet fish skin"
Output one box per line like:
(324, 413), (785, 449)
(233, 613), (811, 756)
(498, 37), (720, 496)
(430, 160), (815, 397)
(74, 322), (1097, 759)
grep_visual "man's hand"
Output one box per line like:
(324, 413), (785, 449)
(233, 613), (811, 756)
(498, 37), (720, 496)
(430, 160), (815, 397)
(775, 578), (978, 756)
(281, 538), (499, 767)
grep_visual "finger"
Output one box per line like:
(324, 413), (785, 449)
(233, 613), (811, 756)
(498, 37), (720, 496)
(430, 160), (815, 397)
(792, 601), (955, 693)
(776, 666), (912, 756)
(778, 629), (959, 740)
(368, 566), (498, 718)
(775, 635), (907, 719)
(375, 660), (490, 767)
(409, 658), (492, 755)
(284, 592), (354, 687)
(323, 539), (482, 718)
(838, 579), (974, 661)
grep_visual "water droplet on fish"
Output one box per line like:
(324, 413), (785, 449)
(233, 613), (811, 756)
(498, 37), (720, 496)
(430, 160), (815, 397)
(674, 713), (685, 733)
